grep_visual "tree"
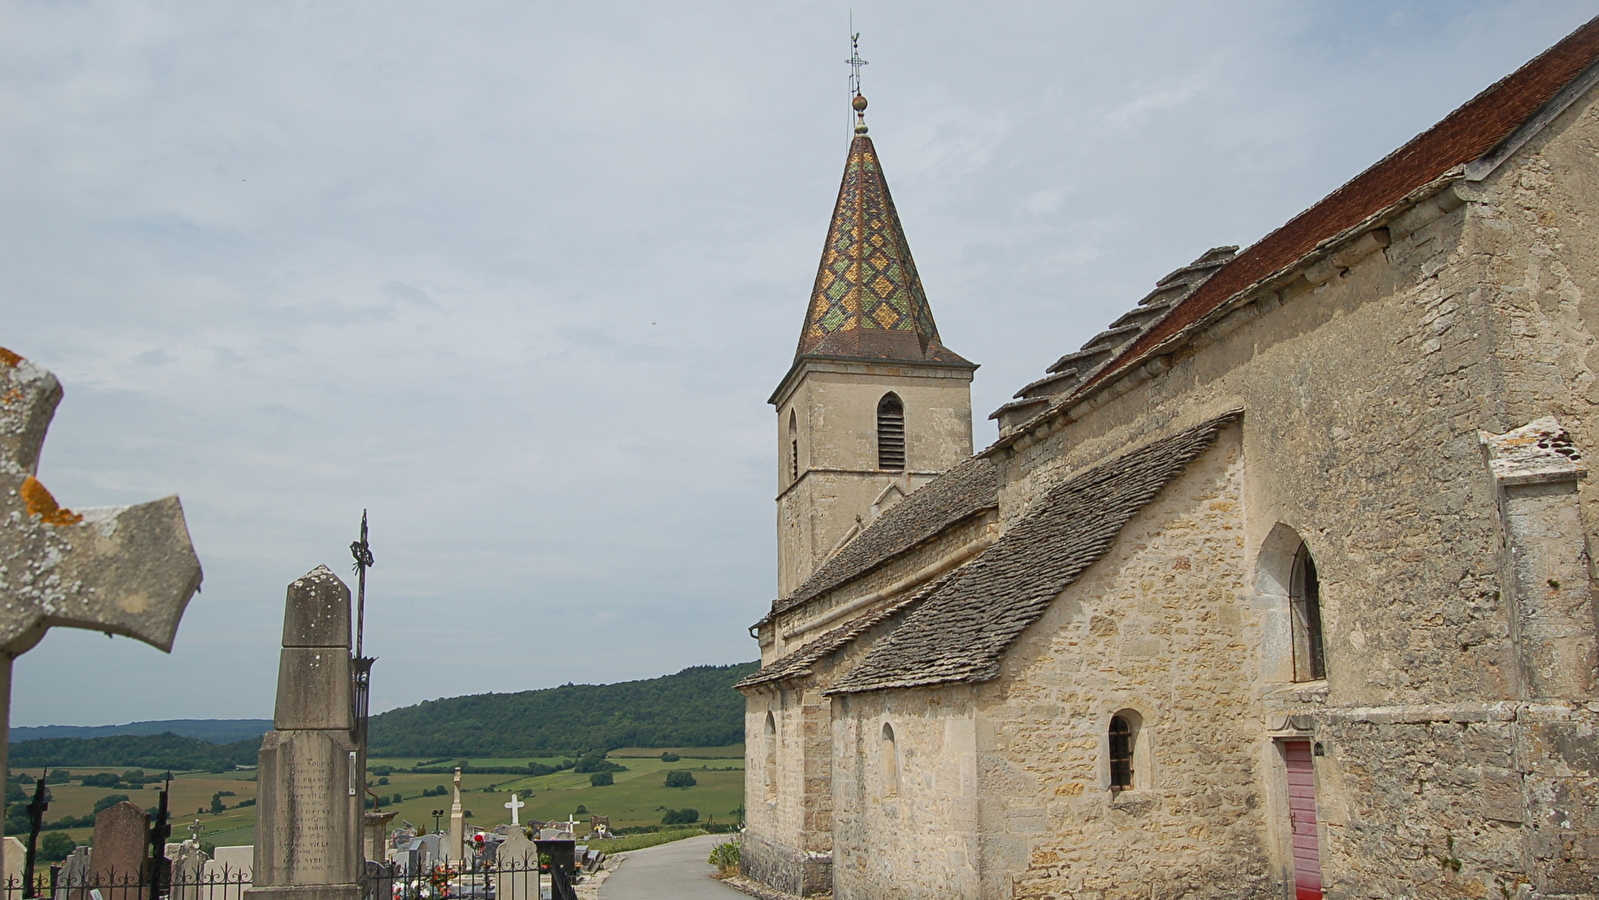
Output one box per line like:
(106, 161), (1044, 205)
(39, 832), (75, 862)
(659, 752), (680, 762)
(94, 794), (131, 814)
(209, 793), (225, 815)
(661, 808), (698, 825)
(573, 805), (588, 816)
(664, 771), (696, 788)
(589, 772), (613, 787)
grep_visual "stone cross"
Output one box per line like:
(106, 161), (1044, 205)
(503, 794), (524, 827)
(189, 819), (203, 843)
(0, 349), (202, 828)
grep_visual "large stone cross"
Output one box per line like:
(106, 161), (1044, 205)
(0, 348), (202, 821)
(503, 794), (524, 826)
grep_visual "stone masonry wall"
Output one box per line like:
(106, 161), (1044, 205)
(970, 85), (1599, 899)
(831, 687), (981, 900)
(777, 362), (974, 597)
(972, 426), (1278, 900)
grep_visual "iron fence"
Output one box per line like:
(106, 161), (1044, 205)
(0, 858), (579, 900)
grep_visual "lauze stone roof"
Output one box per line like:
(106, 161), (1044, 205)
(770, 455), (998, 618)
(827, 413), (1239, 695)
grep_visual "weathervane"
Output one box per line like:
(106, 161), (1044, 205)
(847, 30), (870, 134)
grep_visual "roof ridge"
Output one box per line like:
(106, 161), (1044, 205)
(1057, 15), (1599, 414)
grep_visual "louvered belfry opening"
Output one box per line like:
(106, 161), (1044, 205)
(877, 394), (905, 470)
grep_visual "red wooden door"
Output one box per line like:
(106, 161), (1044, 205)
(1284, 741), (1323, 900)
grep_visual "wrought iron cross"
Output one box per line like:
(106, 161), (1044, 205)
(846, 31), (868, 97)
(0, 348), (202, 839)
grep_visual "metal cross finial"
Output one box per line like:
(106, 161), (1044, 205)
(350, 509), (373, 659)
(846, 31), (868, 97)
(846, 30), (870, 134)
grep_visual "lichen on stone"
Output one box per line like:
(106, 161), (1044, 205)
(20, 476), (83, 526)
(0, 348), (21, 368)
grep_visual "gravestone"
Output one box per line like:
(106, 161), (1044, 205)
(209, 846), (253, 881)
(362, 810), (396, 864)
(0, 349), (202, 832)
(491, 831), (538, 900)
(90, 801), (149, 900)
(168, 840), (208, 900)
(245, 566), (361, 900)
(57, 844), (92, 900)
(446, 768), (463, 863)
(2, 836), (23, 889)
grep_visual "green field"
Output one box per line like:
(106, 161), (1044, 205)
(13, 751), (744, 848)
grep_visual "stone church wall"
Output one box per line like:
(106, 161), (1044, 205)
(830, 687), (981, 900)
(970, 426), (1279, 899)
(969, 84), (1599, 899)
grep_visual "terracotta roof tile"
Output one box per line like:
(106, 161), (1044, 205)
(1075, 15), (1599, 405)
(793, 133), (969, 366)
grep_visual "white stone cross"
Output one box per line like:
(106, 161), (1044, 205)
(0, 349), (202, 822)
(504, 793), (524, 826)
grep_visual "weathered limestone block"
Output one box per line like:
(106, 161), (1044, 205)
(1483, 417), (1598, 699)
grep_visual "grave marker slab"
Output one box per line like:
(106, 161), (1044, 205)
(245, 567), (360, 900)
(90, 802), (149, 900)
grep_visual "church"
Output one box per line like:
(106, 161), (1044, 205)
(738, 16), (1599, 900)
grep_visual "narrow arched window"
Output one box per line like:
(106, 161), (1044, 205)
(1109, 716), (1134, 792)
(877, 394), (905, 471)
(881, 722), (899, 795)
(1290, 542), (1326, 682)
(788, 410), (799, 482)
(764, 711), (778, 798)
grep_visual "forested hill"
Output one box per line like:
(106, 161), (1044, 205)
(7, 662), (758, 768)
(9, 733), (260, 770)
(366, 661), (758, 756)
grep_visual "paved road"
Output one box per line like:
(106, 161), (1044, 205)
(598, 833), (745, 900)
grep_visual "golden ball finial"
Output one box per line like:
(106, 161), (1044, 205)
(852, 93), (869, 112)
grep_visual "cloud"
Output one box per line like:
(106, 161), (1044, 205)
(1, 0), (1592, 724)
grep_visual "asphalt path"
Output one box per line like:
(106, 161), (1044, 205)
(598, 833), (745, 900)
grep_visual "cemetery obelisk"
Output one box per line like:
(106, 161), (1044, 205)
(246, 566), (362, 900)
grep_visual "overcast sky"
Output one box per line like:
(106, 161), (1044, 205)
(4, 2), (1594, 727)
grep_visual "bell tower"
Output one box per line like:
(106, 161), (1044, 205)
(771, 89), (977, 597)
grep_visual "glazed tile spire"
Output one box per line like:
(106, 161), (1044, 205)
(795, 97), (971, 366)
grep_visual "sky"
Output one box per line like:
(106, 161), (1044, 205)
(3, 1), (1595, 726)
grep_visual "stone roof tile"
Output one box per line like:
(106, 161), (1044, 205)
(827, 413), (1238, 695)
(770, 456), (998, 618)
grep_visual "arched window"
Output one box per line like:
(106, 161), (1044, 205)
(1290, 542), (1326, 681)
(881, 722), (899, 795)
(788, 410), (799, 482)
(877, 394), (905, 471)
(1109, 716), (1134, 791)
(764, 711), (778, 798)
